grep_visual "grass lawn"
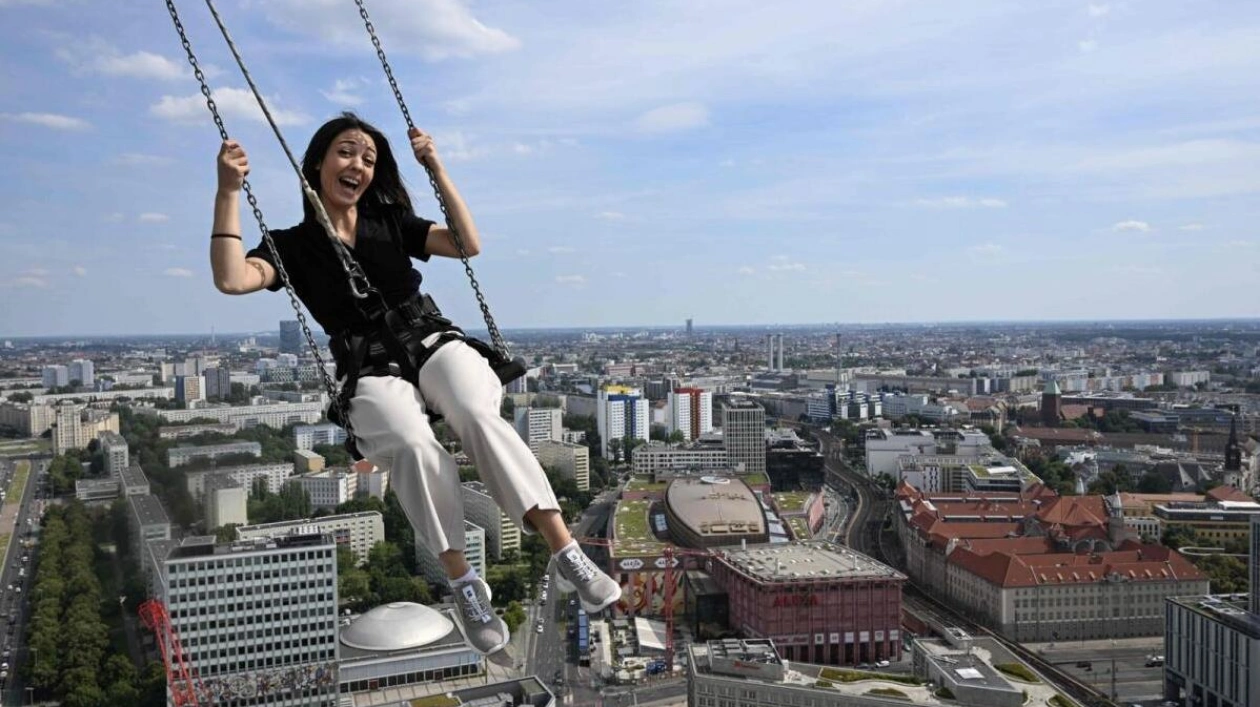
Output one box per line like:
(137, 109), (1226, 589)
(5, 460), (29, 507)
(409, 696), (459, 707)
(1048, 695), (1073, 707)
(612, 499), (667, 556)
(786, 517), (812, 540)
(866, 687), (910, 700)
(626, 476), (668, 492)
(772, 491), (812, 512)
(818, 668), (924, 686)
(995, 662), (1040, 683)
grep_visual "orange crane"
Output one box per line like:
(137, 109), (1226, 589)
(575, 537), (714, 669)
(138, 598), (204, 707)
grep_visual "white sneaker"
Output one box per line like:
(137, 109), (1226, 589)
(554, 542), (622, 613)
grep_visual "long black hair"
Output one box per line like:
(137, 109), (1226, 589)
(300, 111), (413, 224)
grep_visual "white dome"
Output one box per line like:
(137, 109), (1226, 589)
(340, 602), (454, 651)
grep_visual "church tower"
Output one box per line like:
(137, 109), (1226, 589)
(1040, 378), (1062, 427)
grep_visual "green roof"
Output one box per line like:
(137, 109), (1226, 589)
(612, 499), (668, 557)
(772, 492), (812, 513)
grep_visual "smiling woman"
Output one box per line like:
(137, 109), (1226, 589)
(160, 0), (623, 660)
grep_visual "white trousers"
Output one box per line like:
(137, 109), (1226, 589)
(347, 339), (559, 556)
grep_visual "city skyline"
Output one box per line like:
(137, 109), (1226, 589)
(3, 1), (1260, 337)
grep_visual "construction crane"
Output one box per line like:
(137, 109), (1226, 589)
(139, 598), (204, 707)
(575, 537), (713, 669)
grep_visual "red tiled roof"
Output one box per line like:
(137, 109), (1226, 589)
(950, 543), (1205, 588)
(1206, 485), (1251, 503)
(1036, 496), (1108, 529)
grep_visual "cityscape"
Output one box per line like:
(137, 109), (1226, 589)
(0, 319), (1258, 706)
(4, 1), (1260, 707)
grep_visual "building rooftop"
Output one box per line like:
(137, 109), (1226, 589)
(203, 473), (242, 492)
(666, 477), (765, 539)
(718, 541), (904, 584)
(239, 510), (383, 533)
(120, 464), (150, 489)
(167, 532), (332, 561)
(341, 602), (457, 653)
(611, 499), (669, 557)
(1168, 594), (1260, 640)
(128, 494), (170, 527)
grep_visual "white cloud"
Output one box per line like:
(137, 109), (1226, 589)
(9, 276), (48, 288)
(595, 211), (626, 221)
(1078, 40), (1098, 53)
(767, 256), (806, 272)
(164, 267), (194, 278)
(914, 196), (1007, 209)
(548, 246), (575, 254)
(634, 102), (710, 134)
(0, 112), (90, 131)
(113, 153), (173, 166)
(737, 266), (756, 276)
(320, 78), (366, 106)
(1111, 220), (1152, 232)
(439, 131), (491, 162)
(555, 275), (586, 286)
(139, 213), (170, 223)
(72, 266), (87, 277)
(1087, 4), (1110, 18)
(969, 242), (1005, 256)
(1179, 223), (1205, 231)
(259, 0), (520, 61)
(95, 50), (185, 81)
(151, 87), (309, 126)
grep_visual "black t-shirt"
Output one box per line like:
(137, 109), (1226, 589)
(246, 212), (434, 335)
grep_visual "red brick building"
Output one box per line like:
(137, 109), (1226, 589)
(708, 541), (905, 666)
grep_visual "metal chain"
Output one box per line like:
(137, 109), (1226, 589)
(353, 0), (509, 358)
(163, 0), (352, 439)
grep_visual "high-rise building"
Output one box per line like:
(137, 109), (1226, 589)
(721, 397), (766, 476)
(514, 407), (562, 452)
(204, 366), (232, 399)
(416, 520), (485, 584)
(175, 374), (205, 404)
(536, 440), (590, 491)
(41, 364), (69, 389)
(685, 318), (693, 336)
(667, 387), (713, 442)
(68, 359), (94, 387)
(238, 511), (385, 567)
(596, 385), (649, 459)
(461, 481), (520, 561)
(279, 319), (303, 355)
(161, 533), (340, 706)
(100, 431), (129, 477)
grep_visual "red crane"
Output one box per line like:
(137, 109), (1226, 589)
(138, 598), (204, 707)
(575, 537), (713, 669)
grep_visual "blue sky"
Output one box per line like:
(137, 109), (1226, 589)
(2, 0), (1259, 336)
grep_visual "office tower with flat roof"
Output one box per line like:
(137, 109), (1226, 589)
(279, 319), (302, 355)
(416, 520), (486, 584)
(514, 406), (562, 452)
(161, 533), (340, 706)
(721, 397), (766, 477)
(597, 385), (649, 459)
(461, 481), (520, 561)
(668, 387), (713, 442)
(42, 364), (69, 389)
(204, 366), (232, 399)
(536, 439), (590, 491)
(69, 358), (94, 387)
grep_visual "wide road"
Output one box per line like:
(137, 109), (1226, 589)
(528, 487), (617, 704)
(1037, 642), (1167, 703)
(1, 456), (47, 706)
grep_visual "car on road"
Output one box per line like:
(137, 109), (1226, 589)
(1075, 661), (1092, 670)
(1145, 655), (1165, 667)
(875, 659), (890, 668)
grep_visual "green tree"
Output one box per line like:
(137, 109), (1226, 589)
(1137, 470), (1172, 494)
(1162, 525), (1198, 550)
(215, 523), (240, 543)
(7, 390), (33, 403)
(340, 569), (371, 603)
(314, 443), (353, 467)
(503, 600), (527, 633)
(667, 429), (686, 444)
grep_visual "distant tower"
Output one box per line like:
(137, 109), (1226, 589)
(1225, 412), (1242, 473)
(776, 334), (785, 371)
(766, 334), (775, 371)
(685, 318), (693, 337)
(1041, 378), (1062, 427)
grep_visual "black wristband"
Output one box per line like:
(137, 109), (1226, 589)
(211, 233), (242, 241)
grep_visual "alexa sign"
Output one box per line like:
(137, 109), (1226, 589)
(619, 558), (645, 570)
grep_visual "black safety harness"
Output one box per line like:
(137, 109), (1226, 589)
(327, 290), (525, 460)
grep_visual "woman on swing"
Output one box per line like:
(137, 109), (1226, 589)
(208, 111), (620, 655)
